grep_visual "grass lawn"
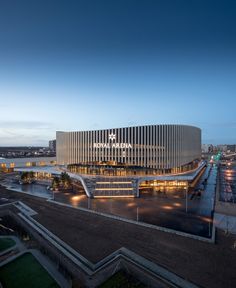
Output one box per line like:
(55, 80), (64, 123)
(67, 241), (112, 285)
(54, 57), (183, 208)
(0, 238), (15, 252)
(99, 270), (146, 288)
(0, 252), (60, 288)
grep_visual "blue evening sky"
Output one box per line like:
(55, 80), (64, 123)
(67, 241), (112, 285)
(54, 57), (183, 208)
(0, 0), (235, 146)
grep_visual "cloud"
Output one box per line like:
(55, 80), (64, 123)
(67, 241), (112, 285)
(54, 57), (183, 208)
(0, 135), (49, 146)
(88, 123), (100, 130)
(196, 121), (236, 129)
(0, 121), (52, 130)
(0, 121), (56, 146)
(1, 129), (23, 137)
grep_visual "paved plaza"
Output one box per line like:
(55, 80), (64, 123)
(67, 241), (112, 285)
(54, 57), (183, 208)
(0, 186), (236, 288)
(1, 164), (216, 238)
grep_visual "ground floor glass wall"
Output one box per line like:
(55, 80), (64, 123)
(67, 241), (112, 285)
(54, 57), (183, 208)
(68, 161), (199, 177)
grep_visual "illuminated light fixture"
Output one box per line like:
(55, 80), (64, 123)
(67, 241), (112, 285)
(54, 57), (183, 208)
(127, 202), (136, 207)
(173, 203), (181, 207)
(200, 216), (212, 223)
(162, 205), (173, 210)
(95, 188), (133, 191)
(94, 195), (135, 198)
(71, 195), (84, 200)
(96, 181), (132, 184)
(109, 133), (116, 141)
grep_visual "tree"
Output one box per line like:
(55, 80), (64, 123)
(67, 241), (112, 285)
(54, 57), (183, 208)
(51, 172), (72, 191)
(60, 172), (72, 189)
(29, 171), (34, 179)
(21, 172), (28, 182)
(52, 176), (60, 190)
(20, 171), (35, 183)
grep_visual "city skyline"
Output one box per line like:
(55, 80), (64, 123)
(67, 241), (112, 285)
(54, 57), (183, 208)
(0, 0), (236, 146)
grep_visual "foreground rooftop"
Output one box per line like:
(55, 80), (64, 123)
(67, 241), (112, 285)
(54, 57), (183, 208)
(0, 186), (236, 288)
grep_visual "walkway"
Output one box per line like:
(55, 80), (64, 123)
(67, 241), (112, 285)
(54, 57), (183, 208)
(188, 164), (217, 217)
(214, 213), (236, 235)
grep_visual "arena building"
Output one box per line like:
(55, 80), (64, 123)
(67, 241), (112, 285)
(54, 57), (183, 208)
(56, 124), (201, 175)
(55, 125), (204, 198)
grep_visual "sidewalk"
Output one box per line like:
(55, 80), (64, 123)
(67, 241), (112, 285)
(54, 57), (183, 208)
(214, 213), (236, 234)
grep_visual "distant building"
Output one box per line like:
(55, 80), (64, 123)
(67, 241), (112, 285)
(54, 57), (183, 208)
(227, 144), (236, 153)
(49, 140), (56, 152)
(0, 156), (56, 172)
(202, 144), (214, 153)
(202, 144), (209, 153)
(217, 145), (227, 152)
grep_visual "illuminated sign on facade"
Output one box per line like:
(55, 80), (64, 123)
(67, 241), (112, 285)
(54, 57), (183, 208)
(93, 143), (132, 149)
(108, 133), (116, 141)
(93, 133), (132, 149)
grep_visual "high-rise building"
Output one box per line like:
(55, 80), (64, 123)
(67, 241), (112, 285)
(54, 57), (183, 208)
(49, 139), (56, 152)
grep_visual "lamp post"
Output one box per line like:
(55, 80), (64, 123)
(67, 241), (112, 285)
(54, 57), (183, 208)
(88, 197), (91, 210)
(185, 183), (189, 213)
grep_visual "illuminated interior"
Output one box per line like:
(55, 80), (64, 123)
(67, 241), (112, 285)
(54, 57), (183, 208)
(68, 160), (199, 176)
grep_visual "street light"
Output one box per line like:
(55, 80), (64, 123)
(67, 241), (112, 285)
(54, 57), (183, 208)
(136, 206), (139, 222)
(185, 183), (189, 213)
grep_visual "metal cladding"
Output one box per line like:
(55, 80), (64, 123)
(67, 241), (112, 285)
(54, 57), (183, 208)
(56, 125), (201, 170)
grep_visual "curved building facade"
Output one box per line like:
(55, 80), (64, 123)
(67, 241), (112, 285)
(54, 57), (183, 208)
(56, 125), (201, 175)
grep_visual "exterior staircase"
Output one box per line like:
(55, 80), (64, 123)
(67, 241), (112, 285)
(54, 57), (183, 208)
(92, 177), (138, 198)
